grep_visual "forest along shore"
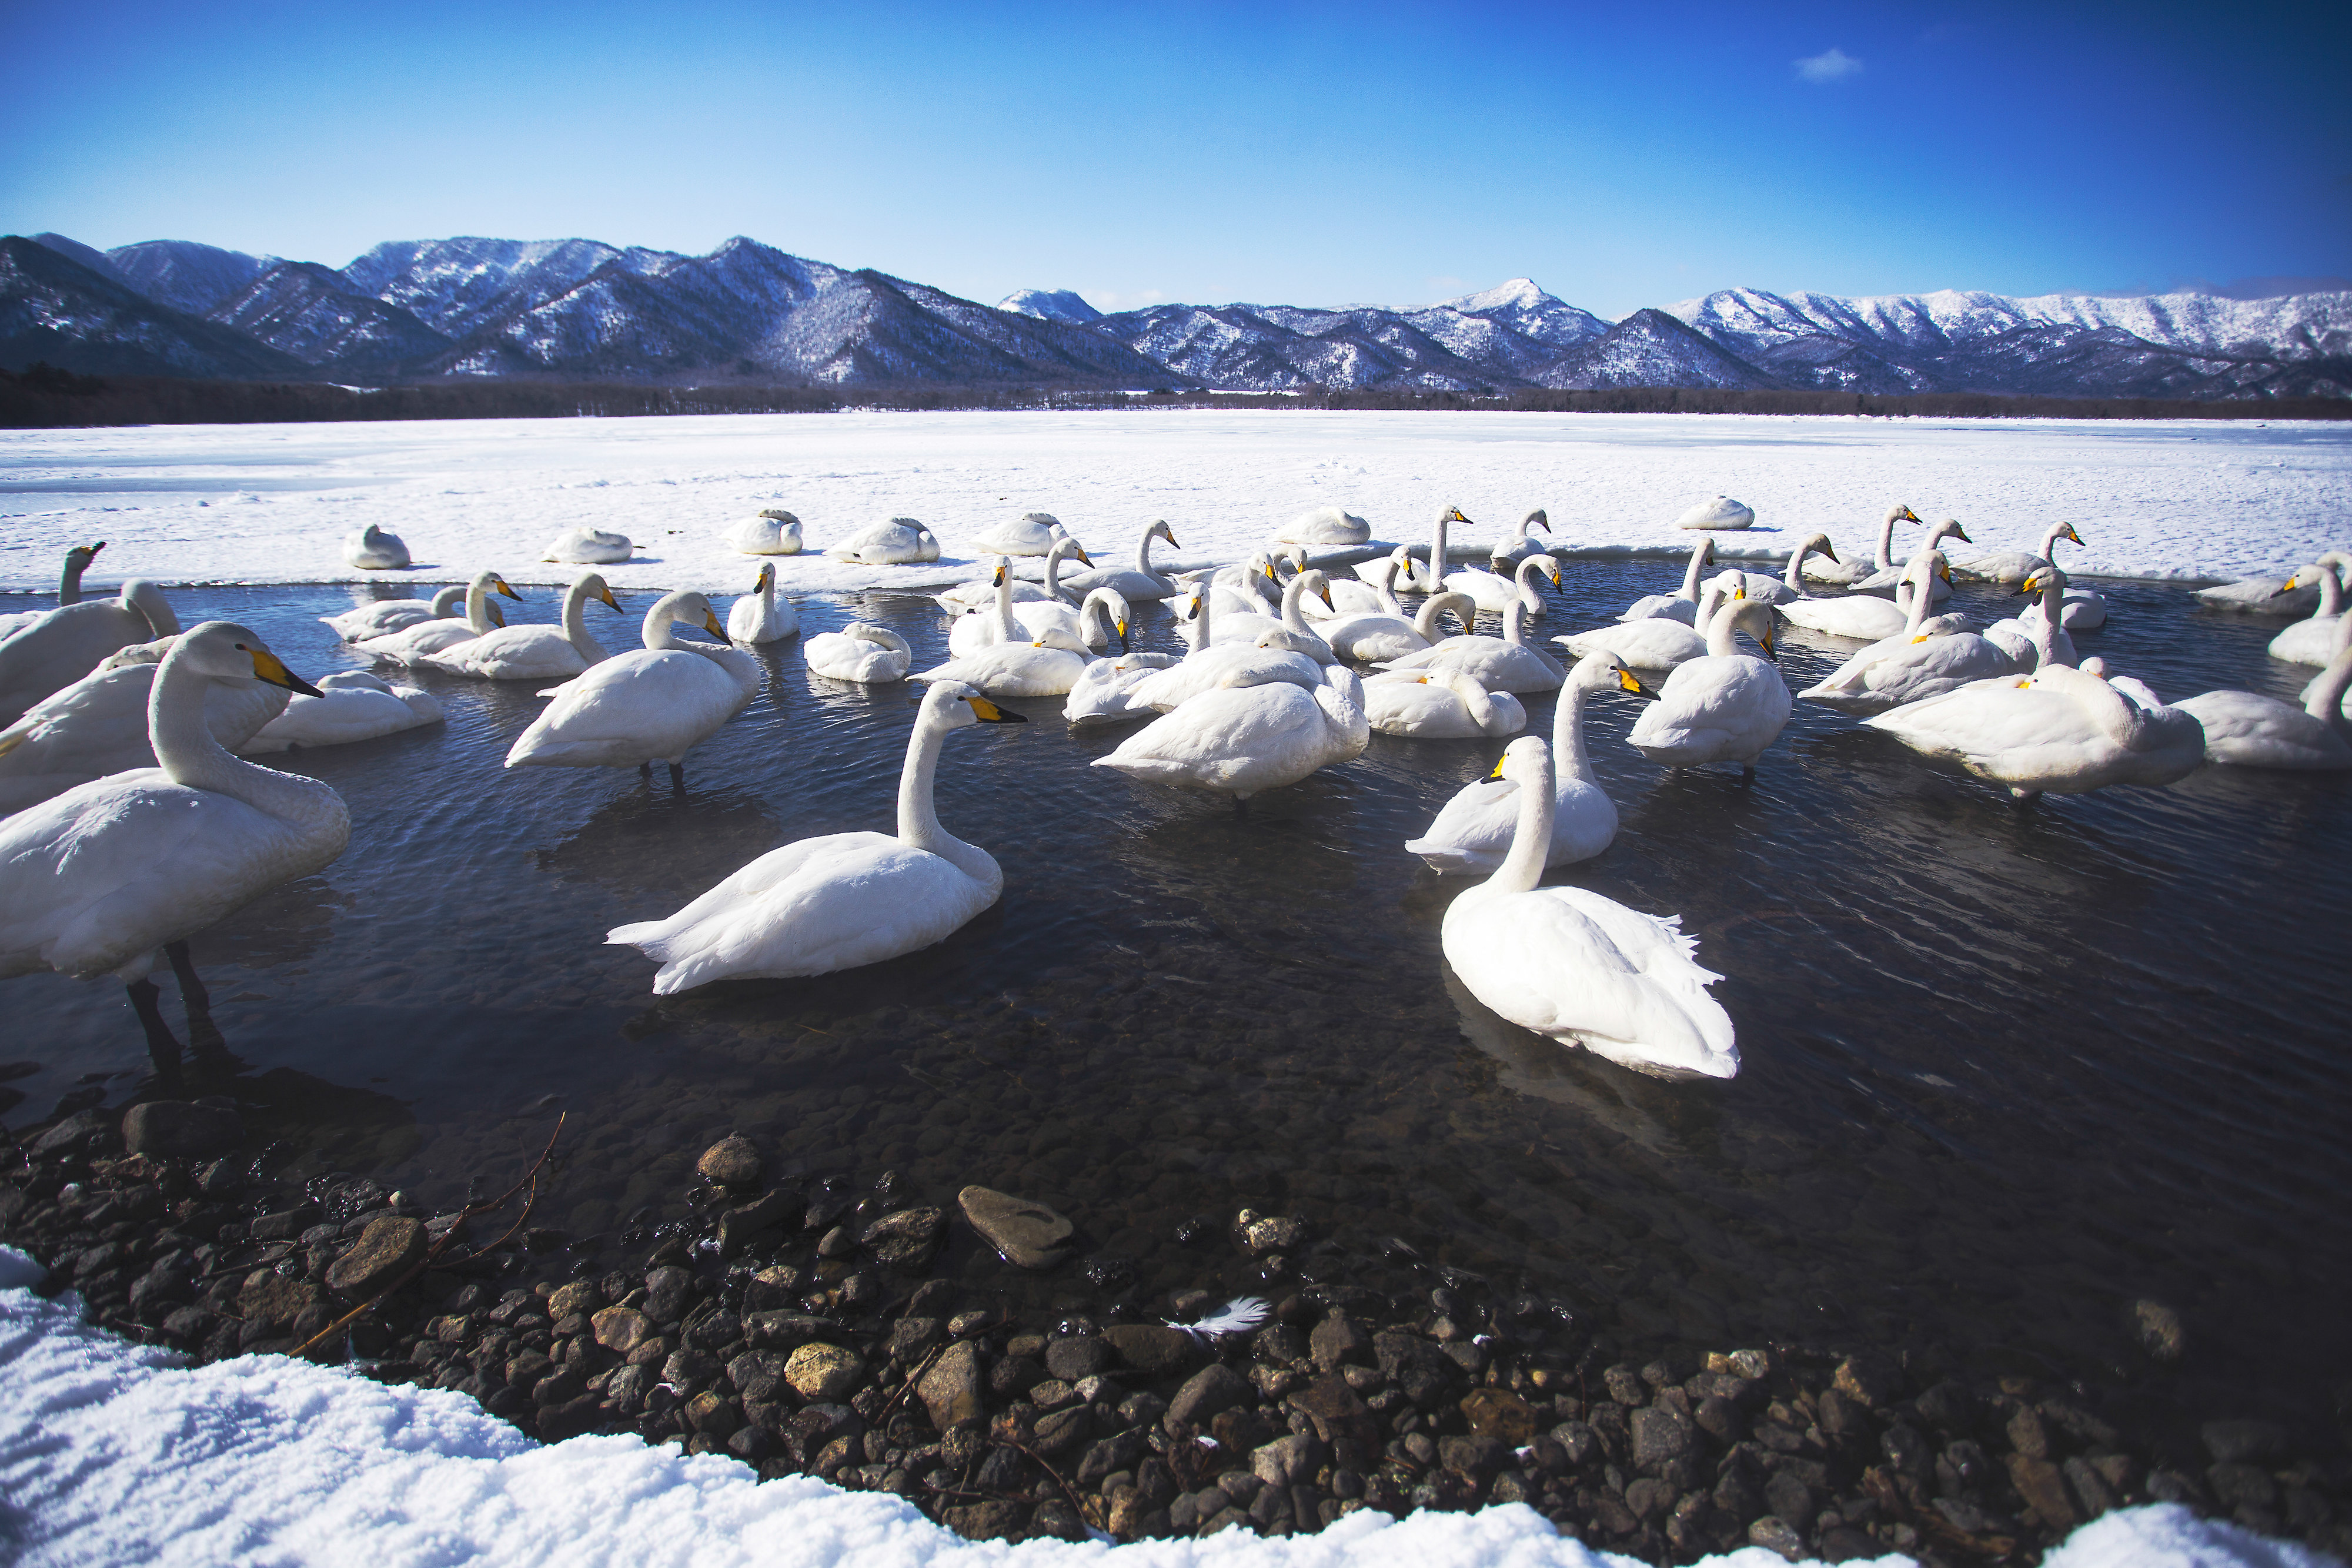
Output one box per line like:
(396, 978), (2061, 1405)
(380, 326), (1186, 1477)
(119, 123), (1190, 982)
(5, 1106), (2344, 1563)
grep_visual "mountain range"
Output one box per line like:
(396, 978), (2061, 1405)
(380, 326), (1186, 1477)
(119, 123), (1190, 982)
(8, 231), (2348, 400)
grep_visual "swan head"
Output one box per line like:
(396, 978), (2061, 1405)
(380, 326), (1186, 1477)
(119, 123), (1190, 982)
(757, 507), (800, 524)
(1150, 519), (1180, 549)
(1297, 569), (1335, 610)
(2020, 563), (2069, 598)
(1889, 503), (1922, 525)
(69, 541), (105, 567)
(652, 589), (727, 639)
(1049, 535), (1094, 569)
(578, 572), (623, 612)
(922, 680), (1027, 728)
(1933, 517), (1972, 545)
(1441, 506), (1473, 526)
(1795, 533), (1838, 566)
(1489, 734), (1551, 785)
(1718, 599), (1778, 660)
(1525, 507), (1550, 534)
(751, 563), (773, 594)
(1908, 549), (1950, 587)
(177, 621), (325, 697)
(1521, 553), (1562, 589)
(2053, 521), (2086, 549)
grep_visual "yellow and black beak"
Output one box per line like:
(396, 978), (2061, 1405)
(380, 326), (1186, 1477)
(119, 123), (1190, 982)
(1115, 618), (1130, 653)
(1937, 562), (1953, 585)
(702, 610), (727, 637)
(1545, 560), (1562, 586)
(993, 563), (1007, 587)
(1317, 583), (1335, 609)
(2276, 576), (2301, 595)
(1733, 584), (1748, 600)
(965, 695), (1026, 724)
(1074, 546), (1094, 567)
(1164, 528), (1181, 549)
(1900, 506), (1922, 523)
(1820, 543), (1840, 563)
(2064, 524), (2084, 545)
(1488, 754), (1508, 779)
(1450, 507), (1474, 524)
(1616, 667), (1660, 701)
(1758, 626), (1778, 662)
(1948, 524), (1971, 544)
(599, 584), (623, 612)
(493, 576), (522, 600)
(245, 644), (325, 698)
(85, 541), (107, 556)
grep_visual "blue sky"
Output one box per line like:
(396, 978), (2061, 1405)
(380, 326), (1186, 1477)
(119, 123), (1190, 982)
(2, 0), (2344, 317)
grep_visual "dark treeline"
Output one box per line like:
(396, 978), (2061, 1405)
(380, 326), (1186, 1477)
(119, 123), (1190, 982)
(4, 362), (2344, 428)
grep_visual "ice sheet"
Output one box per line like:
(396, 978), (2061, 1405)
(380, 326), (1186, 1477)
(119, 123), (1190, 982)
(1, 1251), (2330, 1568)
(1, 413), (2346, 606)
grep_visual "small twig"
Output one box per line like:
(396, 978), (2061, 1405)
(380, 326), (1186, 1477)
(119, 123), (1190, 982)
(876, 1340), (950, 1426)
(1011, 1437), (1105, 1534)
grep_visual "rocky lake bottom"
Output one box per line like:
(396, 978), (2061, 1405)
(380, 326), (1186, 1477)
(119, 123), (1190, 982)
(2, 562), (2347, 1562)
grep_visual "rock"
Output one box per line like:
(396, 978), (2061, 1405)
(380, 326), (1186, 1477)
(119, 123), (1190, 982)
(1763, 1469), (1816, 1529)
(1439, 1434), (1506, 1482)
(886, 1316), (943, 1363)
(237, 1270), (322, 1329)
(2130, 1298), (2189, 1365)
(1309, 1312), (1368, 1371)
(2201, 1419), (2288, 1465)
(1706, 1348), (1772, 1379)
(816, 1225), (854, 1259)
(1746, 1516), (1805, 1560)
(1461, 1388), (1539, 1443)
(120, 1101), (242, 1159)
(784, 1343), (863, 1402)
(743, 1264), (803, 1313)
(249, 1205), (321, 1242)
(1102, 1323), (1197, 1375)
(1604, 1363), (1648, 1405)
(644, 1266), (693, 1324)
(917, 1340), (985, 1430)
(1077, 1429), (1150, 1486)
(2206, 1462), (2278, 1512)
(1033, 1404), (1092, 1456)
(1291, 1376), (1378, 1452)
(988, 1355), (1044, 1399)
(696, 1135), (761, 1186)
(591, 1306), (656, 1356)
(957, 1186), (1073, 1269)
(687, 1390), (741, 1437)
(1168, 1363), (1249, 1427)
(1044, 1335), (1111, 1382)
(1252, 1432), (1325, 1488)
(323, 1216), (426, 1298)
(1832, 1350), (1904, 1409)
(2007, 1453), (2079, 1529)
(1373, 1330), (1462, 1407)
(729, 1350), (787, 1403)
(1241, 1215), (1305, 1255)
(859, 1206), (944, 1268)
(546, 1280), (601, 1321)
(943, 1501), (1024, 1540)
(2006, 1404), (2050, 1460)
(717, 1191), (793, 1256)
(744, 1312), (834, 1349)
(1693, 1395), (1745, 1445)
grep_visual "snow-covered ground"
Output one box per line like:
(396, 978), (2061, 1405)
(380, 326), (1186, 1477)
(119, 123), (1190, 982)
(0, 1252), (2324, 1568)
(2, 412), (2346, 600)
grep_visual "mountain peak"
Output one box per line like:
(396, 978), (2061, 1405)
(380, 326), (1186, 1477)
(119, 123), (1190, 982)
(1438, 277), (1551, 315)
(998, 288), (1102, 325)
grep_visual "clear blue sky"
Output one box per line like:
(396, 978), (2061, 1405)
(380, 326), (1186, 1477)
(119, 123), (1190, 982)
(2, 0), (2345, 317)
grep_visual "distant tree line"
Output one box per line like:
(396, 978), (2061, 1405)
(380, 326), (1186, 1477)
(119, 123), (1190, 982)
(4, 362), (2344, 429)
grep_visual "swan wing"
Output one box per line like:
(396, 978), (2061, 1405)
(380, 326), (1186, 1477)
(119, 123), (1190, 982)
(506, 650), (751, 767)
(242, 686), (440, 753)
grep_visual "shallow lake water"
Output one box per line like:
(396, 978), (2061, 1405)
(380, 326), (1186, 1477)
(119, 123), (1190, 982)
(4, 563), (2346, 1453)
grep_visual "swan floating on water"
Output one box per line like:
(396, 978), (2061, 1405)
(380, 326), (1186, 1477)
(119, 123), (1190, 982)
(1378, 558), (1565, 693)
(2267, 561), (2348, 665)
(0, 579), (182, 726)
(1866, 655), (2206, 799)
(0, 543), (105, 642)
(1779, 534), (1932, 642)
(1362, 667), (1525, 738)
(1317, 567), (1465, 664)
(726, 510), (804, 556)
(1405, 651), (1638, 874)
(1558, 579), (1731, 671)
(1799, 553), (2014, 716)
(606, 681), (1023, 989)
(2176, 634), (2352, 770)
(729, 561), (800, 644)
(1619, 537), (1714, 624)
(1490, 509), (1552, 567)
(1096, 656), (1368, 800)
(1063, 649), (1180, 727)
(2196, 552), (2345, 615)
(321, 584), (463, 642)
(828, 517), (941, 565)
(1628, 598), (1790, 773)
(241, 671), (442, 754)
(354, 571), (519, 666)
(1803, 505), (1918, 586)
(1059, 519), (1182, 601)
(543, 526), (634, 565)
(804, 623), (912, 684)
(343, 523), (411, 570)
(507, 590), (759, 783)
(1128, 591), (1324, 711)
(1440, 734), (1736, 1079)
(1849, 516), (1967, 601)
(426, 573), (621, 681)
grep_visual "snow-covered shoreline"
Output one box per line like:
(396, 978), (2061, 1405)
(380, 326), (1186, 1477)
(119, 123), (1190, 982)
(2, 411), (2346, 599)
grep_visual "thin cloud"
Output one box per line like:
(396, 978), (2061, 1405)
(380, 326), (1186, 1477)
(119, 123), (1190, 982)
(1795, 47), (1863, 83)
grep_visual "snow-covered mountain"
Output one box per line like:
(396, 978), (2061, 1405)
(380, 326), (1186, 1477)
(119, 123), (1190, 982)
(7, 229), (2347, 399)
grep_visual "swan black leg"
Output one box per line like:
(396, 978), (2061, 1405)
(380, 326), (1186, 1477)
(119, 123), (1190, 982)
(128, 977), (185, 1091)
(163, 941), (229, 1061)
(639, 761), (654, 783)
(669, 761), (686, 790)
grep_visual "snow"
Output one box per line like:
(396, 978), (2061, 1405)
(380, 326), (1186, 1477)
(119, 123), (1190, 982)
(0, 1249), (2324, 1568)
(0, 413), (2346, 607)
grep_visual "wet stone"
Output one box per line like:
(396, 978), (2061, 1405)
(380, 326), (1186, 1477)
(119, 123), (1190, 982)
(918, 1340), (985, 1430)
(1310, 1312), (1368, 1371)
(591, 1306), (656, 1356)
(957, 1186), (1073, 1269)
(1102, 1323), (1195, 1375)
(1461, 1388), (1539, 1443)
(1168, 1363), (1248, 1427)
(238, 1270), (322, 1329)
(1044, 1334), (1111, 1382)
(546, 1280), (600, 1321)
(1832, 1350), (1904, 1409)
(887, 1316), (943, 1363)
(2131, 1298), (2189, 1366)
(325, 1216), (425, 1298)
(696, 1135), (762, 1187)
(858, 1206), (944, 1268)
(785, 1343), (863, 1401)
(120, 1101), (242, 1160)
(2201, 1419), (2289, 1465)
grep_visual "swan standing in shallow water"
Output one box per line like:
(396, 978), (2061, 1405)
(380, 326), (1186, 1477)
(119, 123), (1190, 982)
(1097, 658), (1368, 800)
(2267, 561), (2348, 664)
(322, 584), (464, 642)
(0, 579), (181, 725)
(507, 591), (760, 784)
(2176, 633), (2352, 770)
(726, 509), (803, 555)
(241, 671), (442, 754)
(1441, 735), (1736, 1079)
(1850, 516), (1968, 601)
(355, 571), (519, 666)
(1805, 504), (1919, 586)
(1059, 518), (1182, 601)
(729, 561), (800, 644)
(426, 573), (622, 680)
(1362, 667), (1525, 738)
(804, 623), (912, 683)
(1629, 598), (1790, 773)
(607, 681), (1023, 990)
(1378, 558), (1566, 693)
(343, 523), (411, 570)
(0, 623), (348, 1055)
(1405, 652), (1642, 874)
(1866, 657), (2206, 799)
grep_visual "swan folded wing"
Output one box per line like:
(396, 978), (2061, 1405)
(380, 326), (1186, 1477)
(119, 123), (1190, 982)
(428, 627), (584, 680)
(508, 651), (749, 767)
(1097, 684), (1325, 788)
(244, 687), (439, 752)
(609, 834), (996, 989)
(0, 775), (346, 979)
(1405, 778), (1519, 868)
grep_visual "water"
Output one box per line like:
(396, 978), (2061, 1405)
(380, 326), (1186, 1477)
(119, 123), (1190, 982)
(4, 565), (2346, 1452)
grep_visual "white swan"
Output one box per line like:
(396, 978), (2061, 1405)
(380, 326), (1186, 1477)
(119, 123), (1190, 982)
(606, 681), (1024, 991)
(543, 526), (634, 565)
(937, 534), (1087, 614)
(2197, 553), (2346, 615)
(343, 523), (411, 570)
(321, 584), (464, 642)
(354, 570), (520, 666)
(1, 543), (106, 642)
(1627, 599), (1790, 772)
(1314, 549), (1414, 617)
(1059, 518), (1181, 601)
(1128, 596), (1324, 711)
(729, 561), (800, 645)
(1440, 735), (1736, 1079)
(1269, 505), (1370, 547)
(1199, 569), (1339, 663)
(2267, 561), (2348, 664)
(0, 637), (290, 814)
(0, 579), (181, 726)
(1320, 571), (1466, 664)
(1446, 547), (1555, 617)
(1676, 495), (1753, 532)
(1950, 520), (2083, 585)
(1405, 652), (1638, 874)
(828, 516), (941, 566)
(1380, 559), (1566, 693)
(1558, 580), (1730, 671)
(507, 591), (760, 782)
(2176, 641), (2352, 770)
(1799, 553), (2016, 715)
(1778, 535), (1928, 641)
(1363, 667), (1526, 738)
(1865, 658), (2206, 798)
(1618, 537), (1714, 624)
(805, 623), (912, 683)
(1096, 660), (1368, 800)
(1021, 587), (1130, 656)
(912, 597), (1093, 697)
(1804, 504), (1920, 586)
(953, 541), (1097, 651)
(1848, 516), (1969, 602)
(1063, 650), (1180, 727)
(1491, 509), (1552, 567)
(973, 511), (1069, 557)
(1391, 507), (1473, 594)
(726, 509), (804, 556)
(241, 672), (442, 754)
(426, 573), (622, 681)
(2301, 613), (2352, 716)
(1981, 564), (2082, 670)
(0, 623), (348, 1005)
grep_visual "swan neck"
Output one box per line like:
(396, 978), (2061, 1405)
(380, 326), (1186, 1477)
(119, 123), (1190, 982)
(896, 711), (994, 880)
(1413, 595), (1446, 638)
(642, 604), (681, 650)
(1876, 511), (1899, 573)
(993, 566), (1020, 640)
(1503, 599), (1528, 648)
(1134, 527), (1159, 576)
(148, 646), (330, 822)
(1553, 678), (1595, 782)
(1377, 563), (1405, 617)
(129, 584), (181, 639)
(1430, 513), (1448, 584)
(2316, 569), (2345, 619)
(562, 580), (602, 658)
(1706, 608), (1744, 658)
(1784, 544), (1812, 591)
(2307, 651), (2352, 731)
(466, 576), (496, 633)
(1487, 748), (1556, 897)
(59, 555), (86, 606)
(1903, 573), (1936, 635)
(1280, 574), (1311, 633)
(1679, 540), (1708, 600)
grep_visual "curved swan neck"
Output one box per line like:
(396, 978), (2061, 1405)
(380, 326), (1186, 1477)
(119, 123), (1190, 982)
(1279, 574), (1313, 633)
(896, 709), (995, 881)
(1134, 525), (1162, 577)
(641, 599), (690, 650)
(1875, 509), (1901, 573)
(1430, 512), (1449, 585)
(1903, 568), (1937, 636)
(1693, 581), (1729, 637)
(2306, 649), (2352, 731)
(1516, 554), (1549, 612)
(430, 585), (465, 617)
(1553, 677), (1595, 783)
(148, 641), (330, 821)
(1706, 606), (1746, 657)
(126, 583), (180, 639)
(2313, 567), (2346, 619)
(1503, 597), (1529, 648)
(1678, 539), (1709, 600)
(1488, 745), (1556, 897)
(2040, 522), (2073, 561)
(562, 579), (603, 658)
(1377, 560), (1405, 617)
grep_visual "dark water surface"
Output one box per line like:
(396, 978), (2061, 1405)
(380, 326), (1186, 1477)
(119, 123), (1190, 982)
(6, 564), (2346, 1449)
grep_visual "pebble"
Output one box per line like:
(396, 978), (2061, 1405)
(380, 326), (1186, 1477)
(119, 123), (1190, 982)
(784, 1343), (864, 1401)
(957, 1186), (1073, 1269)
(695, 1136), (763, 1187)
(324, 1216), (426, 1298)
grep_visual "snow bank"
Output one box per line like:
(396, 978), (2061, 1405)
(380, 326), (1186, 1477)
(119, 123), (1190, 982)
(0, 1251), (2326, 1568)
(1, 412), (2344, 603)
